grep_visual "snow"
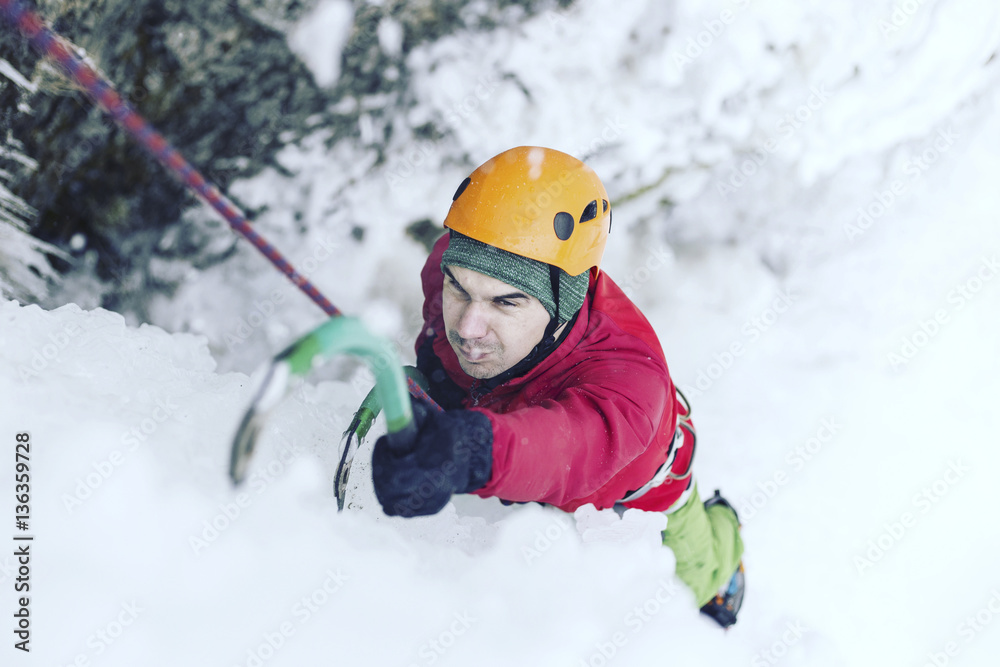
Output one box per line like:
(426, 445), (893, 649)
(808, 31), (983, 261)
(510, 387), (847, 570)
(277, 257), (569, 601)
(1, 180), (66, 301)
(4, 0), (1000, 665)
(287, 0), (354, 88)
(0, 58), (38, 93)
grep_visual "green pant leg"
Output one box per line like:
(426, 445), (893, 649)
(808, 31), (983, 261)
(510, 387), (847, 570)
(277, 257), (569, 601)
(661, 483), (744, 606)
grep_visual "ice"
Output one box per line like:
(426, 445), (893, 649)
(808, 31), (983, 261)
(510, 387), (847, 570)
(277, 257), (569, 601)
(4, 1), (1000, 664)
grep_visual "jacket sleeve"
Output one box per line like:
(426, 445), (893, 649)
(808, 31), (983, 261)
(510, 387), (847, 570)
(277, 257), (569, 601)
(472, 335), (672, 509)
(415, 233), (449, 358)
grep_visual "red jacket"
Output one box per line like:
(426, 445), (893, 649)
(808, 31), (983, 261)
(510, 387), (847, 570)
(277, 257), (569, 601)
(417, 234), (693, 513)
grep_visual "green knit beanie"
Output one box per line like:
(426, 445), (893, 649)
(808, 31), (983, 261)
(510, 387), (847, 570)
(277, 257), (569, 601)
(441, 231), (589, 325)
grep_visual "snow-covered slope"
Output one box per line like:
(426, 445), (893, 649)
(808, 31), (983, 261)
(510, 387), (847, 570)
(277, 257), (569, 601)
(0, 300), (722, 665)
(3, 94), (999, 663)
(4, 0), (1000, 665)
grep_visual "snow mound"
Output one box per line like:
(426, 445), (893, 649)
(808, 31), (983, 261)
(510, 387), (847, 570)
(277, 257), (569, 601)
(1, 299), (745, 666)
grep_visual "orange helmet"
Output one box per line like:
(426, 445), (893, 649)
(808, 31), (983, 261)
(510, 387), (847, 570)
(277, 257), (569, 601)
(443, 146), (611, 277)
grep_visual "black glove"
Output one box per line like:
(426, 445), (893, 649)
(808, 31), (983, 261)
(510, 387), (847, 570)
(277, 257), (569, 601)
(372, 399), (493, 517)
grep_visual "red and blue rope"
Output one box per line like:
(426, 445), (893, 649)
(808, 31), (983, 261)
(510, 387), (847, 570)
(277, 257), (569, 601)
(1, 0), (440, 407)
(0, 0), (341, 317)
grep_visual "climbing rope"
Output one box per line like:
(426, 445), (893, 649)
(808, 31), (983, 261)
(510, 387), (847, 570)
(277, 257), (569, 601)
(0, 0), (339, 317)
(0, 0), (439, 407)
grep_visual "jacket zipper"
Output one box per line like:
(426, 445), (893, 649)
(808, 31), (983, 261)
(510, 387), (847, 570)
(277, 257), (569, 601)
(469, 380), (487, 406)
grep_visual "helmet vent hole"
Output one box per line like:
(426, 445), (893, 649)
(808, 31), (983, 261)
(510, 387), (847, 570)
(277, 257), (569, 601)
(452, 177), (471, 201)
(580, 200), (598, 223)
(602, 199), (609, 212)
(553, 212), (575, 241)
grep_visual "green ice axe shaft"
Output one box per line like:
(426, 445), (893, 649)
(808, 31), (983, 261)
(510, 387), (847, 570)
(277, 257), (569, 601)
(344, 366), (430, 442)
(229, 316), (416, 485)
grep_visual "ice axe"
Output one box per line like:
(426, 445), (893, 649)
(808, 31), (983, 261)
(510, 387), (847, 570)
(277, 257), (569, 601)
(229, 316), (418, 510)
(1, 0), (439, 505)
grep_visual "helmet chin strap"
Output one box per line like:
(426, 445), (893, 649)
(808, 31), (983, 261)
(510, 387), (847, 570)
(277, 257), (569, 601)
(543, 264), (563, 342)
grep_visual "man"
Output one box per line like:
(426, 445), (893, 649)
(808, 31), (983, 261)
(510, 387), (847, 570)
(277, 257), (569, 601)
(372, 146), (745, 627)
